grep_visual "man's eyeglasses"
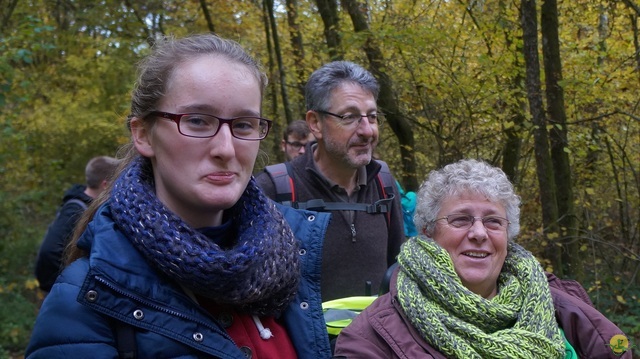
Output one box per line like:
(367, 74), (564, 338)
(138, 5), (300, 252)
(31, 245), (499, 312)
(316, 110), (384, 127)
(147, 111), (272, 140)
(435, 214), (510, 231)
(285, 141), (307, 150)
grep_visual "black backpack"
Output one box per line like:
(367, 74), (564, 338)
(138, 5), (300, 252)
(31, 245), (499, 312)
(263, 160), (396, 226)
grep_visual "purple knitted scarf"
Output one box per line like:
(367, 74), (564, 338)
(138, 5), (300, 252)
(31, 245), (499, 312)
(110, 157), (300, 315)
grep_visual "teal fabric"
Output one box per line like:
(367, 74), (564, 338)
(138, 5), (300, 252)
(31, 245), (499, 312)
(395, 180), (417, 236)
(560, 328), (579, 359)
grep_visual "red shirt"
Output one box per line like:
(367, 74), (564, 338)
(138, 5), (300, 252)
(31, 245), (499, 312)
(197, 295), (297, 359)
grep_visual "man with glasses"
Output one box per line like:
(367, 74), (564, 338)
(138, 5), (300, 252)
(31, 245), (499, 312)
(281, 119), (314, 161)
(257, 61), (405, 302)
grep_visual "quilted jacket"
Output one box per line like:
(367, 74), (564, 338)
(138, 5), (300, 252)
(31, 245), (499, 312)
(26, 202), (332, 359)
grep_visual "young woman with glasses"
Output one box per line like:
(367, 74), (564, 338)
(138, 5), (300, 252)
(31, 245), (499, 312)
(26, 33), (332, 359)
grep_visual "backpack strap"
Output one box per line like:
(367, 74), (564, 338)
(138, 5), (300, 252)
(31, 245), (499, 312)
(374, 160), (396, 226)
(264, 161), (395, 217)
(378, 262), (399, 295)
(374, 160), (395, 198)
(64, 198), (89, 211)
(48, 198), (88, 224)
(264, 162), (296, 206)
(294, 197), (393, 214)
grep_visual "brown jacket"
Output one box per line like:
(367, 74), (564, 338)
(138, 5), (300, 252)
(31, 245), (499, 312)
(334, 269), (632, 359)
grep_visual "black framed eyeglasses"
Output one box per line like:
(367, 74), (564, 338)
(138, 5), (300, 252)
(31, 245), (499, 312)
(316, 110), (384, 127)
(285, 140), (307, 149)
(435, 213), (510, 231)
(148, 111), (272, 140)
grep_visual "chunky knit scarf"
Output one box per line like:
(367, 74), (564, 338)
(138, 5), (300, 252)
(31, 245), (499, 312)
(110, 157), (300, 315)
(397, 236), (564, 359)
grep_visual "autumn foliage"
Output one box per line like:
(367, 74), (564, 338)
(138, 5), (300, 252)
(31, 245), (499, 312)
(1, 0), (638, 355)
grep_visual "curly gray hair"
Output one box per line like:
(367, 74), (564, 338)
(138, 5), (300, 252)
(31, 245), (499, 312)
(414, 159), (521, 240)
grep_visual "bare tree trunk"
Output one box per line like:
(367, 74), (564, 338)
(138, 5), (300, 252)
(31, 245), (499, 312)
(285, 0), (306, 109)
(314, 0), (343, 60)
(502, 103), (526, 184)
(631, 14), (640, 75)
(622, 0), (640, 77)
(496, 0), (525, 183)
(521, 0), (563, 275)
(199, 0), (215, 33)
(261, 0), (282, 159)
(0, 0), (19, 34)
(541, 0), (580, 279)
(501, 57), (526, 185)
(340, 0), (418, 191)
(265, 0), (293, 124)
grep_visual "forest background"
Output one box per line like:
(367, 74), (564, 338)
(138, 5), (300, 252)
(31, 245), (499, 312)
(1, 0), (639, 357)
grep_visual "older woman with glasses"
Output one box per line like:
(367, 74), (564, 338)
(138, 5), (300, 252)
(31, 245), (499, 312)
(26, 33), (332, 359)
(334, 159), (631, 359)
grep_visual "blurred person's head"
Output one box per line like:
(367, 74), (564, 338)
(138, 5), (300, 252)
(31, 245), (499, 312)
(281, 120), (313, 161)
(84, 156), (120, 197)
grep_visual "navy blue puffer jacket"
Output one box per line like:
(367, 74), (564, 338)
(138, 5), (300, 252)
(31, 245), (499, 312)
(26, 203), (332, 359)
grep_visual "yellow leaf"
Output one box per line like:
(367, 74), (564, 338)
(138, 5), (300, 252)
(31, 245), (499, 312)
(24, 278), (39, 290)
(585, 188), (595, 195)
(580, 244), (588, 251)
(616, 295), (627, 304)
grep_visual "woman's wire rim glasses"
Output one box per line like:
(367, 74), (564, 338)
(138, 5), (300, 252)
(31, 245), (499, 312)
(435, 214), (510, 231)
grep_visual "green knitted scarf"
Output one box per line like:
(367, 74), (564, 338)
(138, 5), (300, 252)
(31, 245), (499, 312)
(397, 236), (564, 359)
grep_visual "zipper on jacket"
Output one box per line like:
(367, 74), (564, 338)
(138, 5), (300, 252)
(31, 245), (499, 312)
(350, 223), (356, 242)
(93, 276), (235, 343)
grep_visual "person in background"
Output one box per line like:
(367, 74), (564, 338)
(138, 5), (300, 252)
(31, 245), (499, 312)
(26, 33), (332, 359)
(334, 159), (631, 358)
(256, 61), (405, 302)
(35, 155), (119, 292)
(281, 119), (314, 161)
(395, 179), (418, 238)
